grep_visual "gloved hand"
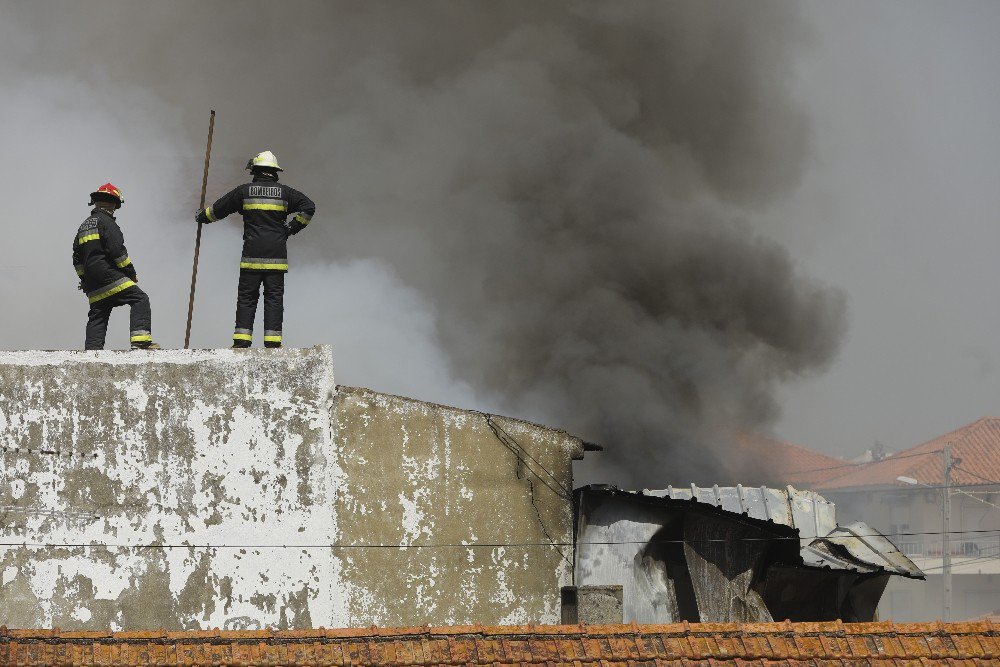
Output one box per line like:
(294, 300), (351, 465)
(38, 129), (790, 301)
(195, 210), (205, 224)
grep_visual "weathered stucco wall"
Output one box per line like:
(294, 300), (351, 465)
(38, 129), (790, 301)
(0, 347), (339, 631)
(0, 347), (581, 630)
(334, 387), (579, 626)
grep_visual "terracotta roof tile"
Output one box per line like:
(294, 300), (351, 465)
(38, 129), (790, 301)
(732, 432), (852, 486)
(818, 416), (1000, 489)
(2, 621), (999, 666)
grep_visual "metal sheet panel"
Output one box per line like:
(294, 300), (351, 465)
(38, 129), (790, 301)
(818, 521), (924, 578)
(649, 484), (839, 535)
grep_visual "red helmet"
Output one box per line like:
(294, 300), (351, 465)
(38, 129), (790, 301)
(89, 182), (124, 207)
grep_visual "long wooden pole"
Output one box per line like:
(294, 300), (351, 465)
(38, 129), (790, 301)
(184, 110), (216, 349)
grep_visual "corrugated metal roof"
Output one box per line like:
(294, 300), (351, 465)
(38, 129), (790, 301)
(3, 622), (997, 665)
(646, 484), (838, 540)
(621, 485), (922, 578)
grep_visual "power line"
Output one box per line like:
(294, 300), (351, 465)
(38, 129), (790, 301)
(920, 552), (1000, 572)
(950, 486), (1000, 512)
(480, 413), (572, 500)
(790, 449), (947, 477)
(950, 465), (1000, 485)
(2, 528), (997, 551)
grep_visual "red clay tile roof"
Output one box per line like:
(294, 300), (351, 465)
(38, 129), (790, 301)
(816, 416), (1000, 490)
(2, 621), (997, 666)
(734, 432), (851, 486)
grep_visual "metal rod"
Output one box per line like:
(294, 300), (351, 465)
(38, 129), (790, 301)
(184, 110), (216, 349)
(942, 442), (952, 622)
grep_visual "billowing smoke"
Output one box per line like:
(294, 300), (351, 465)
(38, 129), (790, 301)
(1, 1), (845, 485)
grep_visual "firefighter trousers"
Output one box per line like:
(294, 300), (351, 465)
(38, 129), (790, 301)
(234, 271), (284, 347)
(85, 285), (152, 350)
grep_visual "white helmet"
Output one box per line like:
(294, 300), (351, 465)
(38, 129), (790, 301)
(246, 150), (283, 172)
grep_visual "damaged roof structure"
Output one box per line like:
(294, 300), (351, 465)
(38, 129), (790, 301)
(573, 485), (923, 624)
(0, 346), (924, 632)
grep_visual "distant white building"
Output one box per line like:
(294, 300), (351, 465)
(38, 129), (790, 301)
(815, 417), (1000, 622)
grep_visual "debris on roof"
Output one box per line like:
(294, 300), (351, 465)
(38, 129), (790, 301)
(3, 621), (997, 666)
(802, 520), (924, 578)
(574, 485), (922, 624)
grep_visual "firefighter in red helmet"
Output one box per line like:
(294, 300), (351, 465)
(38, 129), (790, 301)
(72, 183), (159, 350)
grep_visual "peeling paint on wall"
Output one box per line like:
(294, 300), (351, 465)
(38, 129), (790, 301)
(333, 387), (581, 626)
(0, 347), (582, 629)
(0, 347), (340, 630)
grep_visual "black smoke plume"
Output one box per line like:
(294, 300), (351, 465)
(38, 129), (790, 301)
(9, 1), (846, 485)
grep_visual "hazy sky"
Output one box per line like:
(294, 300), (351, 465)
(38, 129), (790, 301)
(0, 1), (997, 474)
(770, 1), (1000, 458)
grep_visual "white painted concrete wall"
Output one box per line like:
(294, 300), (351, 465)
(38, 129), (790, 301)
(0, 347), (580, 630)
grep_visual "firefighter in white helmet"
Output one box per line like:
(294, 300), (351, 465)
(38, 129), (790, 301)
(196, 151), (316, 348)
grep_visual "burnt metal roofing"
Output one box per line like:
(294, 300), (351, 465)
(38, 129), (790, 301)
(2, 621), (997, 665)
(648, 484), (838, 539)
(595, 484), (923, 578)
(802, 520), (924, 577)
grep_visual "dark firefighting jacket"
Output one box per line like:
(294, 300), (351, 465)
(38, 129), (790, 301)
(196, 173), (315, 272)
(72, 208), (139, 304)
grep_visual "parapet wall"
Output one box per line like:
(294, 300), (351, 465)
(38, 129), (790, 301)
(0, 347), (582, 630)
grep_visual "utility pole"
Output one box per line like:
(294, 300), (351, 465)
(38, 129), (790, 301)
(942, 443), (952, 622)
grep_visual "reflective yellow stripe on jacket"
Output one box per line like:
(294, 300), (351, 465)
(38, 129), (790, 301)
(87, 277), (135, 304)
(243, 198), (288, 212)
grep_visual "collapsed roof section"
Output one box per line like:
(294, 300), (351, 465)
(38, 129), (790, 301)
(573, 485), (923, 624)
(645, 484), (923, 578)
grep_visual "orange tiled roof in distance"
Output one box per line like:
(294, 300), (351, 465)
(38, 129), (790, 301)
(817, 416), (1000, 490)
(2, 621), (997, 666)
(733, 432), (852, 486)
